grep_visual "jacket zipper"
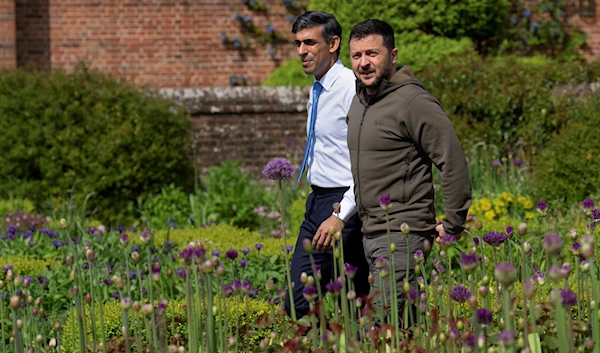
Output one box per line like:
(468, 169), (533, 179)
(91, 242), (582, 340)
(357, 104), (369, 212)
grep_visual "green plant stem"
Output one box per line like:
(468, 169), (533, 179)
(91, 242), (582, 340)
(308, 252), (325, 338)
(589, 260), (600, 353)
(205, 274), (217, 353)
(502, 286), (514, 353)
(278, 180), (296, 321)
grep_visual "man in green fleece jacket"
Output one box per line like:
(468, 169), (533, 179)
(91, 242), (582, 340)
(346, 19), (472, 324)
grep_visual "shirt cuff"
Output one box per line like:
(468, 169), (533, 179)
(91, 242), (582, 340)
(335, 197), (358, 223)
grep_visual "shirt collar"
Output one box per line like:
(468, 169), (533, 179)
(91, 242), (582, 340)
(314, 59), (344, 92)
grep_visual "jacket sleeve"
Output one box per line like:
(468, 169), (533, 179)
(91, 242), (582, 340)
(404, 93), (472, 235)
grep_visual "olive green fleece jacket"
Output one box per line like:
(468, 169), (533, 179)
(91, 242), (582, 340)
(347, 66), (472, 237)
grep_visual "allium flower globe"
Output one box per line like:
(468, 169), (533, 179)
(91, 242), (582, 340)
(263, 158), (295, 180)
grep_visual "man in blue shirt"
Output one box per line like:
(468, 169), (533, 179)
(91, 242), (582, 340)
(284, 11), (369, 319)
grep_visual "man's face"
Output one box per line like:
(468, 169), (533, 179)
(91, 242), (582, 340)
(295, 26), (339, 80)
(349, 34), (397, 94)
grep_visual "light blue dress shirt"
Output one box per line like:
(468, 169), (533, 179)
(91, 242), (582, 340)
(306, 59), (357, 222)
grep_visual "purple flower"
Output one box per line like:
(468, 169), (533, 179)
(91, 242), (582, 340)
(505, 225), (513, 237)
(583, 199), (595, 209)
(490, 159), (502, 169)
(450, 285), (471, 303)
(572, 242), (581, 255)
(239, 259), (248, 268)
(226, 249), (238, 261)
(262, 158), (295, 180)
(459, 252), (480, 272)
(103, 279), (112, 286)
(344, 263), (357, 279)
(592, 209), (600, 221)
(242, 247), (251, 256)
(175, 268), (186, 279)
(379, 193), (391, 210)
(483, 232), (507, 247)
(513, 159), (524, 167)
(494, 262), (517, 286)
(375, 257), (389, 269)
(303, 286), (318, 302)
(560, 289), (577, 308)
(255, 243), (263, 251)
(414, 250), (424, 263)
(476, 308), (493, 327)
(223, 284), (233, 297)
(439, 234), (456, 247)
(52, 241), (63, 249)
(119, 233), (129, 247)
(537, 200), (548, 212)
(282, 246), (293, 253)
(472, 237), (480, 246)
(232, 279), (242, 292)
(241, 280), (251, 294)
(498, 331), (514, 346)
(543, 234), (564, 256)
(325, 280), (343, 296)
(211, 250), (221, 257)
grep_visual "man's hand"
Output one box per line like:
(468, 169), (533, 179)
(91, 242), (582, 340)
(313, 215), (345, 252)
(435, 223), (461, 244)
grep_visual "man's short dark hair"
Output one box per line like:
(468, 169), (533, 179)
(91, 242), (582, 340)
(292, 11), (342, 56)
(349, 19), (395, 52)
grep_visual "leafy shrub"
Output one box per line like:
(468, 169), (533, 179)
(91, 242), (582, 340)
(61, 296), (279, 352)
(152, 224), (298, 258)
(262, 59), (313, 87)
(0, 67), (192, 224)
(531, 98), (600, 206)
(419, 55), (600, 153)
(0, 198), (35, 216)
(0, 256), (57, 280)
(139, 184), (193, 230)
(197, 160), (269, 229)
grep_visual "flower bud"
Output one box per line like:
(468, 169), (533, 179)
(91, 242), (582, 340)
(403, 281), (411, 293)
(85, 293), (92, 303)
(302, 239), (312, 252)
(517, 222), (527, 235)
(86, 249), (95, 262)
(65, 256), (73, 266)
(390, 243), (396, 253)
(13, 277), (21, 287)
(141, 303), (153, 316)
(300, 272), (308, 284)
(133, 301), (141, 311)
(36, 334), (42, 343)
(59, 219), (67, 229)
(16, 319), (22, 328)
(401, 223), (410, 235)
(131, 251), (140, 264)
(347, 290), (356, 300)
(49, 338), (57, 348)
(10, 296), (20, 308)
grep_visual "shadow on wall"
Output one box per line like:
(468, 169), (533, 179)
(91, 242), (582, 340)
(16, 0), (50, 70)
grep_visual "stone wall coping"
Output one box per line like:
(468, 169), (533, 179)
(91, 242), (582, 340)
(161, 86), (311, 115)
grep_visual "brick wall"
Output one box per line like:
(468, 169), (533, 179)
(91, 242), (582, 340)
(0, 0), (16, 69)
(163, 86), (310, 175)
(23, 0), (299, 87)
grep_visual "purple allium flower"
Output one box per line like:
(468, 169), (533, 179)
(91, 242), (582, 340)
(513, 159), (524, 167)
(112, 292), (120, 299)
(175, 268), (186, 279)
(490, 159), (502, 169)
(223, 284), (233, 297)
(560, 264), (571, 278)
(572, 242), (581, 255)
(232, 279), (242, 292)
(476, 308), (493, 327)
(548, 265), (562, 282)
(408, 288), (418, 303)
(374, 257), (389, 269)
(592, 209), (600, 221)
(472, 237), (480, 246)
(537, 200), (548, 212)
(498, 331), (514, 346)
(450, 285), (471, 303)
(241, 280), (251, 294)
(483, 231), (507, 247)
(226, 249), (238, 261)
(344, 263), (357, 279)
(439, 234), (456, 247)
(140, 231), (152, 245)
(282, 246), (293, 253)
(414, 250), (424, 264)
(543, 234), (564, 256)
(82, 262), (89, 271)
(560, 289), (577, 308)
(239, 259), (248, 268)
(247, 289), (256, 297)
(303, 286), (318, 302)
(255, 243), (263, 251)
(119, 233), (129, 247)
(37, 276), (48, 289)
(2, 265), (13, 272)
(379, 193), (391, 210)
(52, 241), (63, 249)
(103, 279), (112, 286)
(263, 158), (295, 180)
(505, 225), (513, 237)
(494, 262), (517, 286)
(583, 199), (595, 209)
(242, 247), (251, 256)
(459, 252), (480, 272)
(132, 245), (140, 253)
(325, 280), (343, 296)
(211, 250), (221, 257)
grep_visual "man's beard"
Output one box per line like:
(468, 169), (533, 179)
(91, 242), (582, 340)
(362, 64), (392, 89)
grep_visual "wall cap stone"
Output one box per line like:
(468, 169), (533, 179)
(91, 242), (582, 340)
(161, 86), (311, 115)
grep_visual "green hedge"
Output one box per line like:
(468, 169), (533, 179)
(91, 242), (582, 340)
(152, 224), (298, 257)
(0, 256), (57, 280)
(61, 296), (279, 352)
(0, 67), (192, 223)
(531, 98), (600, 205)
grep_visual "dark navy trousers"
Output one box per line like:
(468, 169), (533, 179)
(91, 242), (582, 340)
(284, 186), (370, 319)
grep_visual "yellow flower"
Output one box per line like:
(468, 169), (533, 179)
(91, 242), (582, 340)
(518, 196), (533, 209)
(525, 212), (535, 219)
(493, 199), (506, 209)
(484, 210), (496, 221)
(480, 198), (492, 211)
(500, 192), (514, 203)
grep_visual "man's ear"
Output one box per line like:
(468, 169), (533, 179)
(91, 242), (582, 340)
(391, 47), (398, 66)
(329, 35), (341, 54)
